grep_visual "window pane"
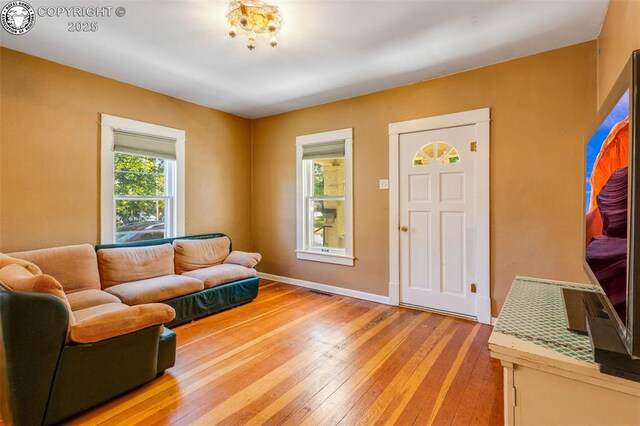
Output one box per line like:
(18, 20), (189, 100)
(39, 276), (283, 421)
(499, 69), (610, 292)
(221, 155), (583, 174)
(436, 141), (452, 160)
(422, 143), (435, 159)
(114, 153), (166, 196)
(414, 151), (430, 166)
(310, 199), (345, 249)
(312, 158), (345, 197)
(115, 199), (167, 242)
(440, 148), (460, 164)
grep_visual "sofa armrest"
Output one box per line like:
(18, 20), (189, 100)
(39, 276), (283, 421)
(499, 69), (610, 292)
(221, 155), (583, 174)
(223, 251), (262, 268)
(70, 303), (176, 344)
(0, 289), (69, 426)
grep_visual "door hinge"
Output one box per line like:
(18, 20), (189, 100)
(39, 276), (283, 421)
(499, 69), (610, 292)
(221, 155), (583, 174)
(470, 283), (477, 293)
(470, 141), (477, 152)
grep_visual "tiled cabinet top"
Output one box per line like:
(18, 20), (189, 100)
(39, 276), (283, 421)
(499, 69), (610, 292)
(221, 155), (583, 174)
(494, 277), (599, 363)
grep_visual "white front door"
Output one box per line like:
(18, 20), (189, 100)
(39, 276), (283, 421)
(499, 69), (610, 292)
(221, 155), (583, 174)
(399, 125), (477, 317)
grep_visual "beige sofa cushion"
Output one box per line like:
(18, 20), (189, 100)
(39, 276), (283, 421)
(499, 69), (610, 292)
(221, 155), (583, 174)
(0, 253), (42, 275)
(183, 264), (257, 289)
(9, 244), (101, 293)
(97, 244), (175, 289)
(223, 251), (262, 268)
(0, 263), (75, 328)
(67, 289), (121, 312)
(72, 302), (127, 322)
(105, 274), (204, 305)
(70, 303), (175, 343)
(173, 237), (231, 274)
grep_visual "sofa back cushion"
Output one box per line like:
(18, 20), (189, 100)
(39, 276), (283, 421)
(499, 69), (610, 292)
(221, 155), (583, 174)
(173, 236), (231, 274)
(9, 244), (101, 293)
(97, 243), (175, 289)
(0, 263), (75, 329)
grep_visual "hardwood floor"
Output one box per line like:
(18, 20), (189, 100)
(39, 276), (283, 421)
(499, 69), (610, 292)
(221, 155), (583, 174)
(67, 279), (503, 425)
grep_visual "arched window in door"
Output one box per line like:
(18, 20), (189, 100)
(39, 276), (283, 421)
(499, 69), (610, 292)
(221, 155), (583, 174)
(413, 141), (460, 165)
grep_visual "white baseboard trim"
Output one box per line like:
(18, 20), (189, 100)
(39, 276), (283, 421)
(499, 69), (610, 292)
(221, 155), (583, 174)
(491, 317), (498, 326)
(258, 272), (391, 305)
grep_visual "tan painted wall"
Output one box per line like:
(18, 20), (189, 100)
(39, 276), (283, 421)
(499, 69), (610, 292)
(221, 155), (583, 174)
(251, 42), (597, 315)
(0, 48), (252, 252)
(1, 41), (598, 315)
(597, 0), (640, 106)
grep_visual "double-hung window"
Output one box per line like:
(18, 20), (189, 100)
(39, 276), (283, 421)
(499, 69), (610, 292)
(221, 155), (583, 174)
(101, 114), (185, 243)
(296, 128), (354, 266)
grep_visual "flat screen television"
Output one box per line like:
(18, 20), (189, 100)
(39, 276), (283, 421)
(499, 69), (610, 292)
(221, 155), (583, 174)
(584, 50), (640, 358)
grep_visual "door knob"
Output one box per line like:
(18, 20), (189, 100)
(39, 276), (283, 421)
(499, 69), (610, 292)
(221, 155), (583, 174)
(400, 226), (408, 232)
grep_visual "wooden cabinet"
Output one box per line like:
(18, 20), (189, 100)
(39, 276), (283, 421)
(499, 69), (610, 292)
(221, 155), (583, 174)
(489, 277), (640, 425)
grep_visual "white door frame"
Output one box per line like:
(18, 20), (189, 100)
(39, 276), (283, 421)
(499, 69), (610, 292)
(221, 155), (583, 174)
(388, 108), (491, 324)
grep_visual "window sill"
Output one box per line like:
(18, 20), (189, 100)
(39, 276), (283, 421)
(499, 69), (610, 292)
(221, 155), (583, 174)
(295, 250), (354, 266)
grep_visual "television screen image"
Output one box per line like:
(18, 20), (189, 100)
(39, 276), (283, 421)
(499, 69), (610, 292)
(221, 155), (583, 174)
(585, 90), (630, 325)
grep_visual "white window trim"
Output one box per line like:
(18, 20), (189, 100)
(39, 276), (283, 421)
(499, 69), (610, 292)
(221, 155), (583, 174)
(100, 114), (185, 244)
(296, 128), (354, 266)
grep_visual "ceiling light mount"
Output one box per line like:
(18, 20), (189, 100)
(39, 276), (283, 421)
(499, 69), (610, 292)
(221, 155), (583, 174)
(227, 0), (282, 50)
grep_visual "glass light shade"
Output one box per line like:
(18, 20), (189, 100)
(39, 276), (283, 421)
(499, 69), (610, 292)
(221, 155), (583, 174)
(247, 33), (256, 50)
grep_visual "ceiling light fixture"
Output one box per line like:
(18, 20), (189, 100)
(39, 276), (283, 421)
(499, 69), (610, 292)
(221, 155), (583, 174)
(227, 0), (282, 50)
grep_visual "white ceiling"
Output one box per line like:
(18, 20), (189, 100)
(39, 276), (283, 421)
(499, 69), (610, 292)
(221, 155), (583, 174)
(1, 0), (609, 118)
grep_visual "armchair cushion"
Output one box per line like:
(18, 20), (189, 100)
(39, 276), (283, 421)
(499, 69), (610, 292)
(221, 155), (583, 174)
(0, 263), (75, 328)
(72, 302), (127, 322)
(223, 251), (262, 268)
(67, 289), (121, 312)
(97, 243), (174, 289)
(183, 264), (257, 289)
(69, 303), (175, 344)
(173, 237), (231, 274)
(0, 252), (41, 275)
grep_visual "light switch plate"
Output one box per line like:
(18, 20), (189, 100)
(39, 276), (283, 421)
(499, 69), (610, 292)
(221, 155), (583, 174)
(379, 179), (389, 190)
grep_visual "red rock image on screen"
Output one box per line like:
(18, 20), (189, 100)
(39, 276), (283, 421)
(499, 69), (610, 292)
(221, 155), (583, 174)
(585, 117), (629, 323)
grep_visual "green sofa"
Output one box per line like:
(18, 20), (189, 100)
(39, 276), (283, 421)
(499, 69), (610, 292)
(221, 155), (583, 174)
(95, 233), (260, 327)
(0, 233), (260, 425)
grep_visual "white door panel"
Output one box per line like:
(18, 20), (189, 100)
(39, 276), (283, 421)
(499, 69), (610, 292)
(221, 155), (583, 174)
(400, 125), (477, 317)
(408, 210), (431, 290)
(440, 211), (465, 295)
(440, 172), (465, 202)
(409, 174), (431, 202)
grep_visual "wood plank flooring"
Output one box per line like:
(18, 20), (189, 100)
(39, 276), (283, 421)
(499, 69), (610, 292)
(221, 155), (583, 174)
(66, 279), (503, 425)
